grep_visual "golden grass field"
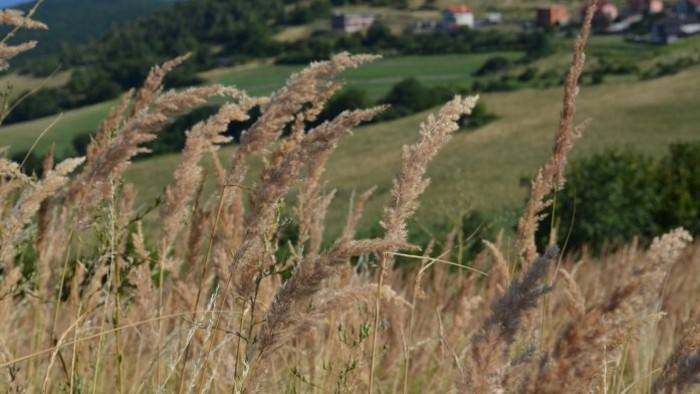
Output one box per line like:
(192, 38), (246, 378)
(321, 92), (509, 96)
(121, 64), (700, 238)
(2, 3), (700, 393)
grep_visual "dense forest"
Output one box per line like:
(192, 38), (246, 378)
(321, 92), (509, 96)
(0, 0), (172, 59)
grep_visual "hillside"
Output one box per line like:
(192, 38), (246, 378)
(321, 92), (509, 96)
(3, 60), (699, 237)
(119, 64), (700, 237)
(2, 0), (173, 59)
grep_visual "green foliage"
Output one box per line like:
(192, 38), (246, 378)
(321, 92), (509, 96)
(656, 142), (700, 234)
(524, 31), (554, 60)
(541, 143), (700, 253)
(10, 150), (43, 177)
(474, 56), (512, 76)
(377, 77), (454, 121)
(319, 88), (374, 123)
(459, 101), (497, 129)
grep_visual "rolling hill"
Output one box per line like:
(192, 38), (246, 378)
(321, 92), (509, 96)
(120, 64), (700, 237)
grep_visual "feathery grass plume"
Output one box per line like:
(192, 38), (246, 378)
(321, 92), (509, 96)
(0, 41), (37, 71)
(370, 95), (478, 388)
(34, 145), (55, 294)
(219, 53), (379, 250)
(525, 229), (692, 393)
(130, 53), (192, 117)
(156, 95), (260, 384)
(0, 6), (46, 72)
(516, 0), (595, 266)
(66, 84), (240, 216)
(159, 95), (259, 257)
(483, 239), (511, 299)
(183, 182), (208, 277)
(382, 95), (479, 247)
(307, 189), (336, 260)
(0, 157), (29, 180)
(341, 186), (377, 241)
(88, 89), (135, 164)
(0, 157), (84, 266)
(653, 322), (700, 394)
(0, 9), (47, 30)
(233, 106), (386, 298)
(559, 268), (586, 318)
(0, 158), (31, 202)
(461, 246), (558, 392)
(294, 149), (334, 249)
(290, 83), (345, 250)
(242, 237), (408, 391)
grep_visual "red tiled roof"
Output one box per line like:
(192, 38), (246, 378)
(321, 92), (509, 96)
(688, 0), (700, 7)
(447, 5), (473, 14)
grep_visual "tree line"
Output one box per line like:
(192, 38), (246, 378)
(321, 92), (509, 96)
(6, 0), (552, 125)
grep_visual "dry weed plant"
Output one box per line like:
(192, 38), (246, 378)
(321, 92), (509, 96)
(1, 1), (700, 393)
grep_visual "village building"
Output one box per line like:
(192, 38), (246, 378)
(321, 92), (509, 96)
(482, 13), (503, 25)
(652, 16), (700, 42)
(331, 12), (378, 33)
(628, 0), (664, 14)
(536, 5), (572, 27)
(676, 0), (700, 17)
(441, 5), (475, 31)
(584, 1), (620, 27)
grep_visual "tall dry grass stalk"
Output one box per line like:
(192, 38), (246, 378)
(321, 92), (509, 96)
(516, 0), (596, 266)
(2, 2), (700, 393)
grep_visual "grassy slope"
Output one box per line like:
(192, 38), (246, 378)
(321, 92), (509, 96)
(0, 100), (116, 157)
(203, 52), (519, 99)
(124, 64), (700, 237)
(1, 52), (519, 155)
(0, 70), (71, 100)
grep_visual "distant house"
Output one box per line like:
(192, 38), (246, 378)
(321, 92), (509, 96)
(676, 0), (700, 17)
(441, 5), (475, 31)
(652, 16), (700, 43)
(483, 13), (503, 25)
(536, 5), (571, 27)
(331, 12), (377, 33)
(583, 1), (620, 27)
(628, 0), (664, 14)
(414, 19), (438, 34)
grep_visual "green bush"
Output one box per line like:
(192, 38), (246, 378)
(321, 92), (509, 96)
(318, 87), (374, 123)
(377, 77), (454, 121)
(656, 142), (700, 234)
(474, 56), (511, 76)
(539, 143), (700, 253)
(538, 148), (661, 252)
(459, 101), (497, 129)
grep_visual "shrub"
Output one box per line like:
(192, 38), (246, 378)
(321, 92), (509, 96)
(318, 87), (374, 123)
(538, 148), (661, 252)
(474, 56), (511, 76)
(459, 101), (497, 129)
(4, 7), (700, 394)
(656, 142), (700, 234)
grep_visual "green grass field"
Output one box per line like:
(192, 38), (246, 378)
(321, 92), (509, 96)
(2, 38), (699, 238)
(122, 64), (700, 238)
(0, 100), (117, 157)
(0, 70), (71, 100)
(1, 52), (519, 156)
(203, 52), (520, 99)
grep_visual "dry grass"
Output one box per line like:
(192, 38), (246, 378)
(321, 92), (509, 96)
(2, 2), (700, 393)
